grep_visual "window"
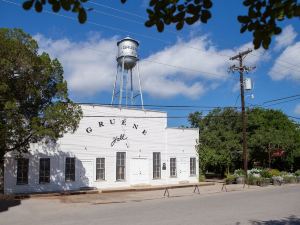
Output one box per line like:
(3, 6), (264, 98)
(65, 157), (75, 181)
(116, 152), (126, 180)
(153, 152), (161, 179)
(190, 157), (196, 176)
(170, 158), (177, 177)
(17, 158), (29, 185)
(96, 158), (105, 180)
(39, 158), (50, 184)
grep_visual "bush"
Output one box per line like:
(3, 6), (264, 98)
(234, 169), (245, 177)
(272, 176), (283, 185)
(260, 169), (272, 178)
(295, 170), (300, 177)
(248, 168), (262, 176)
(282, 173), (297, 183)
(269, 169), (280, 177)
(247, 174), (259, 185)
(225, 174), (236, 184)
(199, 175), (206, 182)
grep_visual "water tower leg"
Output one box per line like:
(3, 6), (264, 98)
(111, 65), (119, 105)
(130, 69), (133, 105)
(137, 61), (144, 110)
(119, 57), (125, 107)
(125, 69), (129, 107)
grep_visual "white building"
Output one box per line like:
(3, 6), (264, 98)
(4, 105), (199, 194)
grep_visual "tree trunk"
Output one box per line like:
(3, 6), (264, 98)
(0, 157), (4, 194)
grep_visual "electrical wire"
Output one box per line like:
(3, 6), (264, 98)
(263, 94), (300, 104)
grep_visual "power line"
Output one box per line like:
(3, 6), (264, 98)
(263, 94), (300, 104)
(76, 102), (240, 109)
(1, 0), (232, 59)
(263, 97), (300, 107)
(88, 1), (145, 19)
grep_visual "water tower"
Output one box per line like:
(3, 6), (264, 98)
(111, 37), (144, 109)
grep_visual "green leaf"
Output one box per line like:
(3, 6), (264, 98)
(52, 2), (61, 12)
(23, 0), (34, 10)
(61, 0), (71, 11)
(200, 10), (211, 23)
(237, 15), (250, 24)
(145, 20), (155, 27)
(262, 36), (271, 49)
(240, 25), (248, 33)
(78, 8), (87, 24)
(156, 20), (164, 32)
(176, 21), (184, 30)
(203, 0), (213, 9)
(35, 1), (43, 12)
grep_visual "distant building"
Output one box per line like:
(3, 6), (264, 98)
(4, 105), (199, 194)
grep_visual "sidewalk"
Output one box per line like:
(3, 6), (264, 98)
(38, 182), (295, 205)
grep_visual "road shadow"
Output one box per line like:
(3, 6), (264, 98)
(249, 215), (300, 225)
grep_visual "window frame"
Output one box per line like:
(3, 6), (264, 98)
(116, 152), (126, 181)
(65, 157), (75, 182)
(96, 158), (105, 181)
(153, 152), (161, 179)
(39, 158), (50, 184)
(190, 157), (196, 176)
(170, 158), (177, 178)
(16, 158), (29, 185)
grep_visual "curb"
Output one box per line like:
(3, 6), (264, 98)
(100, 182), (215, 193)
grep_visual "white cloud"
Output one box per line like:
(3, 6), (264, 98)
(269, 42), (300, 81)
(294, 104), (300, 115)
(34, 33), (265, 99)
(274, 25), (297, 51)
(34, 33), (117, 96)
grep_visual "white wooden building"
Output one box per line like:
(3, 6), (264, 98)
(4, 105), (199, 194)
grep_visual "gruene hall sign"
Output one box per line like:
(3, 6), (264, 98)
(85, 118), (148, 148)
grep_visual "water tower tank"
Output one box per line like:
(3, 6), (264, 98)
(117, 37), (139, 70)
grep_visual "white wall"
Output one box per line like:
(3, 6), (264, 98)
(4, 105), (199, 194)
(165, 128), (199, 184)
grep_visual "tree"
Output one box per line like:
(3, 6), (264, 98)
(22, 0), (300, 49)
(189, 108), (242, 175)
(0, 28), (82, 162)
(247, 108), (300, 170)
(189, 107), (300, 174)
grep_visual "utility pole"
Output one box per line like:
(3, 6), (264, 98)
(229, 49), (255, 182)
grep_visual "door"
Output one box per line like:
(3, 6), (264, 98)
(80, 160), (94, 187)
(178, 158), (189, 180)
(130, 158), (149, 185)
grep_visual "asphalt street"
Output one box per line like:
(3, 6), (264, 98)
(1, 184), (300, 225)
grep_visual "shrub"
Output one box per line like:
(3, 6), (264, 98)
(260, 169), (272, 178)
(272, 176), (284, 185)
(248, 168), (262, 176)
(234, 169), (245, 177)
(199, 175), (206, 182)
(269, 169), (280, 177)
(282, 173), (297, 183)
(225, 173), (236, 184)
(247, 174), (259, 185)
(295, 170), (300, 177)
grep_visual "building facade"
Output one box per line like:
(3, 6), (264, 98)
(4, 105), (199, 194)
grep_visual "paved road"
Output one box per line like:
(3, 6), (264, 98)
(1, 184), (300, 225)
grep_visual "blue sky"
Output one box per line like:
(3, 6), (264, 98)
(1, 0), (300, 127)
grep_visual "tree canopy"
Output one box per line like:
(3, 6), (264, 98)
(0, 28), (82, 160)
(189, 107), (300, 174)
(22, 0), (300, 49)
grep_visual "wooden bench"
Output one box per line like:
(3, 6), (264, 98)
(163, 183), (201, 197)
